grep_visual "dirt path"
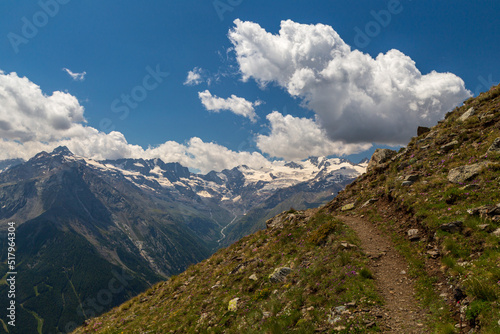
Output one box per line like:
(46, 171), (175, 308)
(339, 215), (429, 333)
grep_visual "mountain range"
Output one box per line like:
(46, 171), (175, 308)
(73, 84), (500, 333)
(0, 147), (365, 333)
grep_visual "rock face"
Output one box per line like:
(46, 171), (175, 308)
(487, 137), (500, 154)
(367, 149), (397, 171)
(459, 107), (475, 121)
(447, 162), (489, 184)
(269, 267), (292, 283)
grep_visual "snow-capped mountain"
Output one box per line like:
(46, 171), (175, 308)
(98, 154), (365, 214)
(0, 146), (365, 332)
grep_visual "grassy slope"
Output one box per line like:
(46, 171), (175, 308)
(75, 84), (500, 334)
(74, 210), (383, 333)
(328, 84), (500, 333)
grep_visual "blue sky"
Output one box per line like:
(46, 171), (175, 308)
(0, 0), (499, 172)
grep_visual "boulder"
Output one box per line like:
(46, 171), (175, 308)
(447, 162), (489, 184)
(439, 221), (463, 234)
(407, 229), (420, 241)
(249, 274), (258, 281)
(341, 203), (355, 211)
(417, 126), (431, 136)
(493, 228), (500, 237)
(228, 297), (239, 311)
(440, 140), (460, 153)
(269, 267), (292, 283)
(404, 174), (419, 182)
(402, 181), (414, 186)
(367, 149), (397, 171)
(459, 107), (475, 121)
(487, 137), (500, 154)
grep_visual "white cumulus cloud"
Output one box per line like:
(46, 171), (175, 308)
(0, 70), (87, 142)
(63, 68), (86, 81)
(0, 70), (270, 173)
(198, 89), (259, 122)
(184, 67), (203, 86)
(229, 19), (472, 145)
(256, 111), (372, 161)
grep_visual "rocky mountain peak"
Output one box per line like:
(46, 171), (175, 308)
(51, 145), (73, 156)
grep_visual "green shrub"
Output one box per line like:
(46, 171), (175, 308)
(359, 268), (374, 280)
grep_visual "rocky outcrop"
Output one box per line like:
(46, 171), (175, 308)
(447, 162), (489, 184)
(269, 267), (292, 283)
(467, 204), (500, 221)
(440, 140), (459, 153)
(266, 210), (309, 230)
(458, 107), (475, 121)
(439, 221), (463, 234)
(367, 149), (397, 171)
(487, 137), (500, 154)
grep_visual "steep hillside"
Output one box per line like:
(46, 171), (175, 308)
(326, 84), (500, 333)
(74, 209), (386, 333)
(74, 84), (500, 334)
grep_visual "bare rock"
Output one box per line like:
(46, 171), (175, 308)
(426, 250), (440, 259)
(341, 203), (355, 211)
(367, 148), (397, 171)
(459, 107), (475, 121)
(467, 204), (500, 218)
(447, 162), (489, 184)
(228, 297), (239, 311)
(441, 140), (460, 152)
(405, 174), (419, 182)
(407, 229), (420, 241)
(340, 242), (357, 250)
(487, 137), (500, 154)
(439, 221), (463, 234)
(269, 267), (292, 283)
(361, 198), (378, 208)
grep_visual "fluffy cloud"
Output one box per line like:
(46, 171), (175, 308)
(198, 90), (260, 122)
(63, 68), (86, 81)
(184, 67), (203, 86)
(143, 138), (271, 173)
(229, 19), (472, 145)
(0, 71), (87, 142)
(256, 111), (371, 160)
(0, 70), (270, 173)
